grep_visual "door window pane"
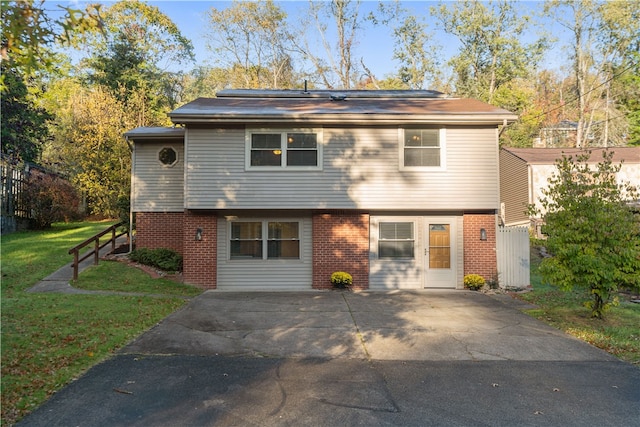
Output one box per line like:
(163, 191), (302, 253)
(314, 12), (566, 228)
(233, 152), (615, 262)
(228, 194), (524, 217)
(429, 224), (450, 268)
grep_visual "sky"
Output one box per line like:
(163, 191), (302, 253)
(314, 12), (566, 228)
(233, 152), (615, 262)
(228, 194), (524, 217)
(142, 0), (569, 78)
(59, 0), (570, 80)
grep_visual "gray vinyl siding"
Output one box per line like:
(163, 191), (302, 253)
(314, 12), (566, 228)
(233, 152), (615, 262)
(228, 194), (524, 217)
(132, 142), (184, 212)
(369, 215), (463, 290)
(499, 150), (530, 225)
(216, 215), (312, 290)
(185, 126), (499, 210)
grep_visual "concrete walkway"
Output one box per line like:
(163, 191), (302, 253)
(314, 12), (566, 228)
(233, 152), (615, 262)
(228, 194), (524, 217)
(17, 291), (640, 427)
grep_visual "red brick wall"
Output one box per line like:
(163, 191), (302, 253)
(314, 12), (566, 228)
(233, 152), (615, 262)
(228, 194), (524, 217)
(463, 213), (497, 282)
(312, 212), (370, 290)
(135, 212), (184, 254)
(182, 211), (217, 289)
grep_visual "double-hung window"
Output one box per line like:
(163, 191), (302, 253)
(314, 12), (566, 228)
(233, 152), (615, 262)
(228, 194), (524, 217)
(400, 128), (446, 169)
(230, 220), (300, 260)
(247, 129), (322, 170)
(378, 222), (415, 258)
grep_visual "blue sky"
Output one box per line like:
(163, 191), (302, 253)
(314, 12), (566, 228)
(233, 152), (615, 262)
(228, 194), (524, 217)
(59, 0), (568, 79)
(143, 0), (567, 78)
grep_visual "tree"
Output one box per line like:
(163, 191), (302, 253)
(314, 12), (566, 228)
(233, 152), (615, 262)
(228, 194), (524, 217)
(45, 85), (133, 217)
(205, 0), (295, 89)
(0, 64), (51, 163)
(432, 0), (548, 104)
(544, 0), (639, 147)
(0, 0), (102, 88)
(530, 150), (640, 318)
(370, 2), (442, 90)
(301, 0), (364, 89)
(79, 0), (194, 125)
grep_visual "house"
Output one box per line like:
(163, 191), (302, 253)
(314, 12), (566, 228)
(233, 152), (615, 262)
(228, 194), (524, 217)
(125, 90), (517, 290)
(499, 147), (640, 232)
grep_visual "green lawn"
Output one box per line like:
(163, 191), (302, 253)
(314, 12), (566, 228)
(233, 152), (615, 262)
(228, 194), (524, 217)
(516, 247), (640, 366)
(1, 221), (201, 425)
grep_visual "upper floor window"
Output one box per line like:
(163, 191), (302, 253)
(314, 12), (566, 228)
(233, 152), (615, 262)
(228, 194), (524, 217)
(246, 129), (322, 170)
(400, 128), (446, 170)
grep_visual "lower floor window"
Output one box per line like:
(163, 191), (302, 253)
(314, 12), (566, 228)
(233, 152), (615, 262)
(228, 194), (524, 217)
(231, 221), (300, 260)
(379, 222), (414, 258)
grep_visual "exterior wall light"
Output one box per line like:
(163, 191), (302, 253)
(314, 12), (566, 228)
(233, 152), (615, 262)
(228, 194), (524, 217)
(480, 228), (487, 241)
(195, 228), (203, 241)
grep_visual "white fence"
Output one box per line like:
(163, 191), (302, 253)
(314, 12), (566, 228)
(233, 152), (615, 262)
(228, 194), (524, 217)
(497, 226), (530, 289)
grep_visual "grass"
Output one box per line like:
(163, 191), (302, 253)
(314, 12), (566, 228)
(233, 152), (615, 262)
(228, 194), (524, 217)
(1, 221), (202, 425)
(516, 246), (640, 366)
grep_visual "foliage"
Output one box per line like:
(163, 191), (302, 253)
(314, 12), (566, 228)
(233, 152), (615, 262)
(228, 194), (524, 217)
(0, 0), (102, 89)
(431, 0), (548, 104)
(46, 85), (133, 217)
(80, 0), (194, 125)
(129, 248), (183, 272)
(301, 0), (364, 89)
(529, 150), (640, 318)
(370, 2), (442, 90)
(205, 0), (294, 89)
(544, 0), (639, 147)
(0, 64), (51, 163)
(331, 271), (353, 288)
(463, 274), (486, 291)
(518, 249), (640, 366)
(23, 170), (82, 229)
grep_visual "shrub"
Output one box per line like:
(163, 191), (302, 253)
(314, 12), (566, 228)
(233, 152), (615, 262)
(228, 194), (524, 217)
(23, 170), (82, 229)
(331, 271), (352, 288)
(464, 274), (485, 291)
(130, 248), (183, 272)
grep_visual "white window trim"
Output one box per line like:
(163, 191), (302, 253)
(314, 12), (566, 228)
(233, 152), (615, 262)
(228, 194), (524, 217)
(371, 216), (420, 261)
(227, 218), (304, 261)
(157, 146), (178, 168)
(398, 128), (447, 171)
(245, 128), (323, 171)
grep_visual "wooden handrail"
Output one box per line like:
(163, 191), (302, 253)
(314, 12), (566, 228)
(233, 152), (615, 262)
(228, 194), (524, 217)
(68, 222), (129, 281)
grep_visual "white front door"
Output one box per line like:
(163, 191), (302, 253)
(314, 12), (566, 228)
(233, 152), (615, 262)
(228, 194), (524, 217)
(424, 218), (457, 288)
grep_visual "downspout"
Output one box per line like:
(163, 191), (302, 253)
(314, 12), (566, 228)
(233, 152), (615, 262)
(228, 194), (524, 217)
(127, 136), (134, 254)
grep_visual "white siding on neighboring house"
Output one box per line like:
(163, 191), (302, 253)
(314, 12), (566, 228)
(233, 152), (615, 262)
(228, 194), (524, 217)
(216, 215), (313, 290)
(185, 126), (500, 211)
(530, 162), (640, 216)
(132, 142), (184, 212)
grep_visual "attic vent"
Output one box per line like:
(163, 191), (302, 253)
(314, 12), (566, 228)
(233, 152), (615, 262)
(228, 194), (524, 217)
(330, 94), (347, 101)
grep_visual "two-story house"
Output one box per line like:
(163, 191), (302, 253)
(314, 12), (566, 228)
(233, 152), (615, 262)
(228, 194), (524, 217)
(125, 90), (517, 290)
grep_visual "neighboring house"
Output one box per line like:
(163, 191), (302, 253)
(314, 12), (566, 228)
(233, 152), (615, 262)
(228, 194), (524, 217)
(499, 147), (640, 232)
(125, 90), (517, 290)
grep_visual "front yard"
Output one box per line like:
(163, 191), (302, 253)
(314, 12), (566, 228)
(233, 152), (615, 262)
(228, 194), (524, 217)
(515, 247), (640, 366)
(1, 221), (201, 425)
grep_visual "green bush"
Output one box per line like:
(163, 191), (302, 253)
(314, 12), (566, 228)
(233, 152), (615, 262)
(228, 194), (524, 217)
(331, 271), (353, 288)
(129, 248), (183, 272)
(464, 274), (485, 291)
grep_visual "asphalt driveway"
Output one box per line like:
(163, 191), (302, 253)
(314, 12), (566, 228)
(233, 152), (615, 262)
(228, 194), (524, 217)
(18, 290), (640, 426)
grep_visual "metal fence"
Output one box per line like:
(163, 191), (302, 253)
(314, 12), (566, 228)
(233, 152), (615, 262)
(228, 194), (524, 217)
(497, 226), (530, 289)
